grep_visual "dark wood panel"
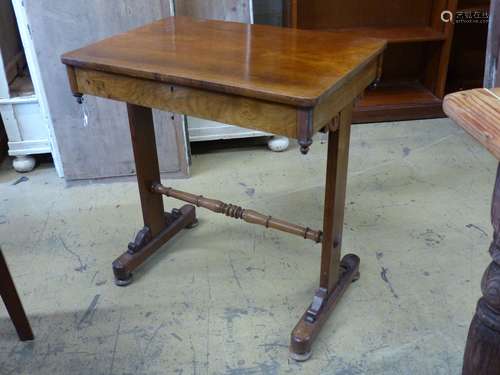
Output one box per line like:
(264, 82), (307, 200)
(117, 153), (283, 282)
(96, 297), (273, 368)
(291, 0), (434, 29)
(380, 44), (427, 82)
(354, 82), (444, 123)
(458, 0), (491, 10)
(447, 23), (489, 91)
(424, 0), (458, 98)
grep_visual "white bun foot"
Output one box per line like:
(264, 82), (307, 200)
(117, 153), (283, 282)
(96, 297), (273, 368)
(267, 136), (289, 152)
(13, 156), (36, 173)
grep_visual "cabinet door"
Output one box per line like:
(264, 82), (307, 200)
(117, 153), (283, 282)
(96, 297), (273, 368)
(22, 0), (189, 180)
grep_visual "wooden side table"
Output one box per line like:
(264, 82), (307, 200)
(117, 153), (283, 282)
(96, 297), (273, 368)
(444, 88), (500, 375)
(0, 247), (34, 341)
(61, 16), (385, 360)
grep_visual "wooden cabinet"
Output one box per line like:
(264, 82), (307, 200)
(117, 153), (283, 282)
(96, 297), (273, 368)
(285, 0), (486, 123)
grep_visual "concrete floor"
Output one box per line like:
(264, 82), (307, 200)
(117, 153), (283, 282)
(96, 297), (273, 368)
(0, 118), (497, 374)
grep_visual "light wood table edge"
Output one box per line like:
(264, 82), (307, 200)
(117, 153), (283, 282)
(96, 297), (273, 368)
(443, 88), (500, 160)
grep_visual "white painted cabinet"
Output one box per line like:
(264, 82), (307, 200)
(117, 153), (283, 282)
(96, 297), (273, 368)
(0, 0), (62, 174)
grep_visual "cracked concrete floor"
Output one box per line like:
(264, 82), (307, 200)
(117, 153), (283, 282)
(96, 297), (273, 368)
(0, 118), (497, 374)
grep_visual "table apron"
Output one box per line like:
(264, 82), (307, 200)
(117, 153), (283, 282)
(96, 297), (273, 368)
(67, 58), (379, 143)
(70, 67), (298, 139)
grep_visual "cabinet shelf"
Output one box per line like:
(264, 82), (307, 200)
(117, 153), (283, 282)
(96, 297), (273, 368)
(330, 26), (446, 43)
(353, 82), (444, 123)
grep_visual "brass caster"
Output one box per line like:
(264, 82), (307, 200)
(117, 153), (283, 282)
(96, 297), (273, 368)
(290, 350), (312, 362)
(115, 274), (133, 287)
(186, 218), (199, 229)
(352, 271), (360, 282)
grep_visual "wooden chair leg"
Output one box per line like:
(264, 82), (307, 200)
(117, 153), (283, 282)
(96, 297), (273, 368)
(112, 103), (197, 286)
(0, 248), (34, 341)
(463, 163), (500, 375)
(290, 103), (359, 361)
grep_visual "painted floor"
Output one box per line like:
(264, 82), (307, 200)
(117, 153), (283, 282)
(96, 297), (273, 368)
(0, 119), (496, 375)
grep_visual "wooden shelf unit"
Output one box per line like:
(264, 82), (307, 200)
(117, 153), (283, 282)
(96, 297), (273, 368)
(284, 0), (458, 123)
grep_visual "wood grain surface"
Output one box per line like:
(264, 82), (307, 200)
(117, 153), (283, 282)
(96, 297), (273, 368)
(443, 88), (500, 160)
(62, 16), (385, 107)
(72, 68), (298, 138)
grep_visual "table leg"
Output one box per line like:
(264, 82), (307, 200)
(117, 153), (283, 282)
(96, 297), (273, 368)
(290, 103), (360, 361)
(0, 248), (34, 341)
(112, 104), (197, 286)
(463, 163), (500, 375)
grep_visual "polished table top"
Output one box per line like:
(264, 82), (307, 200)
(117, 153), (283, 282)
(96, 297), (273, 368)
(61, 16), (385, 107)
(444, 88), (500, 160)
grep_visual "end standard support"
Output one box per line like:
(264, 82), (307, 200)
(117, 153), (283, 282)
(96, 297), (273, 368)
(289, 254), (360, 361)
(112, 204), (197, 286)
